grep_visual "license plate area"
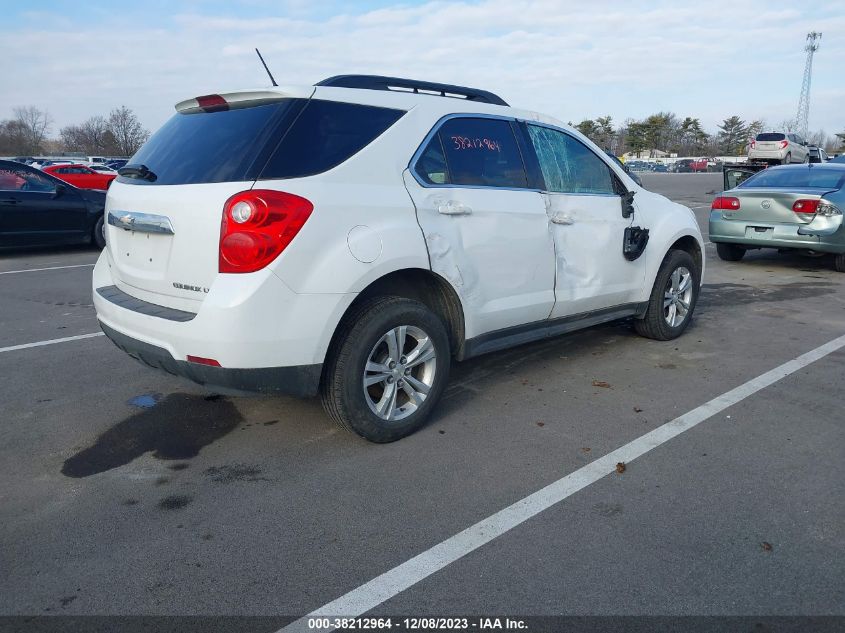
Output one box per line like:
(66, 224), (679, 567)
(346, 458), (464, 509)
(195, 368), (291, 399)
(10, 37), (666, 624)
(745, 226), (773, 240)
(114, 230), (173, 278)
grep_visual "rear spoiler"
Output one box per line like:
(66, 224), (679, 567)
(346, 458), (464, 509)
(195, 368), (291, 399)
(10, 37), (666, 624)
(175, 87), (315, 114)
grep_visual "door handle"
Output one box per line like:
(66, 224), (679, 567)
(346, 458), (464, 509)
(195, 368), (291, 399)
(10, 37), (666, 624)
(551, 213), (574, 225)
(437, 200), (472, 216)
(0, 198), (20, 205)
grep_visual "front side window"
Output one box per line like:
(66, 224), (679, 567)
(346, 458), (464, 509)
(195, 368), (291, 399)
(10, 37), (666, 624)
(527, 125), (616, 195)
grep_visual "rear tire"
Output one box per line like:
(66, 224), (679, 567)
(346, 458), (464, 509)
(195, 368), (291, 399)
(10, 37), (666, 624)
(320, 296), (451, 443)
(93, 216), (106, 249)
(834, 253), (845, 273)
(635, 249), (700, 341)
(782, 152), (792, 165)
(716, 242), (745, 262)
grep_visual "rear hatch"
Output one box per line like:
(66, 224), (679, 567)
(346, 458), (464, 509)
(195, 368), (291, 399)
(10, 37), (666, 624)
(105, 88), (314, 308)
(753, 132), (786, 152)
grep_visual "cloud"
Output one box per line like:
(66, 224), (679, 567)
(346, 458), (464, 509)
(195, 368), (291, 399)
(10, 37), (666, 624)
(1, 0), (843, 137)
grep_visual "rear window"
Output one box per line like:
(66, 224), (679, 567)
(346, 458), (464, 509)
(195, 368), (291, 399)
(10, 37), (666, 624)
(738, 167), (845, 190)
(123, 101), (300, 186)
(259, 100), (405, 180)
(121, 99), (404, 186)
(756, 133), (786, 141)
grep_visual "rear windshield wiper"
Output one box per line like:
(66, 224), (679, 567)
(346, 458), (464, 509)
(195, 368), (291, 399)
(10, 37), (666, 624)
(118, 163), (157, 182)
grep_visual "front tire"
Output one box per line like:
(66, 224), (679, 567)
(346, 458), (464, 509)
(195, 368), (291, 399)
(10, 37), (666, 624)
(716, 242), (745, 261)
(93, 216), (106, 249)
(321, 296), (451, 443)
(635, 249), (700, 341)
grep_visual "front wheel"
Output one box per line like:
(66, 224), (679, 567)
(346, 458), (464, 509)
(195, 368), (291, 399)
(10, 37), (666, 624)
(635, 249), (700, 341)
(321, 296), (451, 442)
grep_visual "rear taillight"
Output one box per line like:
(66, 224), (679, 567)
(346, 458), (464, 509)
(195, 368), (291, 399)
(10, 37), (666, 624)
(792, 199), (819, 216)
(712, 196), (740, 210)
(780, 140), (789, 149)
(196, 94), (228, 113)
(219, 190), (313, 274)
(750, 141), (756, 149)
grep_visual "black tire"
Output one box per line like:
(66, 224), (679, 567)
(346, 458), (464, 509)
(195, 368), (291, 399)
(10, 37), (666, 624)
(782, 152), (792, 165)
(834, 253), (845, 273)
(320, 296), (451, 443)
(93, 215), (106, 249)
(634, 249), (700, 341)
(715, 242), (745, 262)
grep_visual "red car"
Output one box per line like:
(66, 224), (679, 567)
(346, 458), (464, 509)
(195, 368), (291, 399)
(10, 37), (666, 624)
(42, 163), (116, 190)
(689, 158), (709, 173)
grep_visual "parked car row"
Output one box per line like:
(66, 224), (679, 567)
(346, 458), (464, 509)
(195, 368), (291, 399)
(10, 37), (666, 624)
(2, 156), (125, 190)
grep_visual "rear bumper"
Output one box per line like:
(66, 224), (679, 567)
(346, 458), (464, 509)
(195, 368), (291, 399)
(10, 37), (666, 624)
(100, 321), (322, 397)
(748, 149), (787, 161)
(709, 212), (845, 253)
(92, 249), (355, 394)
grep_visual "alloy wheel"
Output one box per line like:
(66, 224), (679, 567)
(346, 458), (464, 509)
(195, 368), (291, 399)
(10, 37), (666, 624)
(663, 266), (693, 327)
(363, 325), (437, 421)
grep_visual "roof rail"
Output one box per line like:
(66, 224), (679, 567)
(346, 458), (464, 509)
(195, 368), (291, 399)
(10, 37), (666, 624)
(316, 75), (508, 106)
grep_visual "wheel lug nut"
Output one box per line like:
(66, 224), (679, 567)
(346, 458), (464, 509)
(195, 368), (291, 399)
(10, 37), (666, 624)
(404, 368), (410, 375)
(387, 376), (394, 383)
(400, 356), (407, 364)
(398, 380), (404, 387)
(389, 361), (396, 369)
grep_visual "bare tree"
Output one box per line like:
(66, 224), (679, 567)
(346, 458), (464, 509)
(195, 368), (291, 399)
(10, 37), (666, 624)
(12, 106), (52, 154)
(61, 116), (118, 155)
(107, 106), (149, 156)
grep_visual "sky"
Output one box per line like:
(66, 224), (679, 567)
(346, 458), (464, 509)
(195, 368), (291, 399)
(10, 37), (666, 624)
(2, 0), (844, 139)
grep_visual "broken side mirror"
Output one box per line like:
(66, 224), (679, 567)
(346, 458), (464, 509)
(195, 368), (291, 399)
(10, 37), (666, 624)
(621, 190), (635, 218)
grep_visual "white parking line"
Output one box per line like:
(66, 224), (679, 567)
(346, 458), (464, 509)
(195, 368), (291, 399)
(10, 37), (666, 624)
(280, 332), (845, 632)
(0, 264), (95, 275)
(0, 332), (104, 354)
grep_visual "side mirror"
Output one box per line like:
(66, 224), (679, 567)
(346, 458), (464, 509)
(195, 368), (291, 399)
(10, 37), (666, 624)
(621, 190), (636, 218)
(53, 184), (67, 198)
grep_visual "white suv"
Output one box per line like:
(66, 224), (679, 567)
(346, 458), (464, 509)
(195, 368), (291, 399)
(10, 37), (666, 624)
(93, 75), (704, 442)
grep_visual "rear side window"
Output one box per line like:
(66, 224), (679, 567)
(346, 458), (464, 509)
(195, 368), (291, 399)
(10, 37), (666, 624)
(259, 100), (405, 180)
(427, 117), (528, 188)
(756, 133), (786, 141)
(124, 101), (301, 186)
(527, 125), (616, 195)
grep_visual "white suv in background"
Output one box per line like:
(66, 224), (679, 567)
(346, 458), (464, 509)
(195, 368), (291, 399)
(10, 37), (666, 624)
(93, 75), (705, 442)
(748, 132), (810, 164)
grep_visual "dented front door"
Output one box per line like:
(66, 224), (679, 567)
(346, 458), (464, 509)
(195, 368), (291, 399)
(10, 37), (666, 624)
(524, 124), (646, 318)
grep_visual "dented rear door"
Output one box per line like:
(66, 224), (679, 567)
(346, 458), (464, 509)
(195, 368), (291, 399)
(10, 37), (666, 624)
(403, 115), (555, 338)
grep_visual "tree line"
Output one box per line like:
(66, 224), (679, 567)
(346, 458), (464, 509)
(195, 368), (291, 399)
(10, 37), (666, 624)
(572, 113), (840, 157)
(0, 105), (150, 157)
